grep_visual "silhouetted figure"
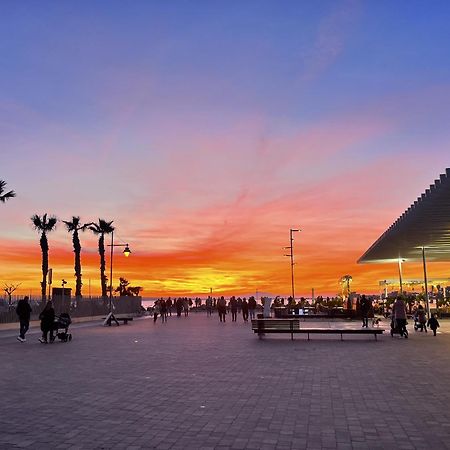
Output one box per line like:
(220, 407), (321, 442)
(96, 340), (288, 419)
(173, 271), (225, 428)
(160, 299), (168, 323)
(183, 298), (189, 317)
(414, 305), (427, 332)
(166, 298), (173, 316)
(153, 300), (160, 323)
(230, 296), (238, 322)
(218, 296), (227, 322)
(237, 297), (242, 313)
(427, 314), (440, 336)
(16, 296), (32, 342)
(248, 296), (257, 320)
(176, 298), (183, 317)
(392, 297), (408, 338)
(242, 298), (249, 322)
(206, 296), (213, 316)
(39, 300), (55, 343)
(360, 295), (372, 328)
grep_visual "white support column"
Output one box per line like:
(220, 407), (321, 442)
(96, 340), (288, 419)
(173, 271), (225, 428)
(422, 247), (431, 318)
(398, 258), (404, 294)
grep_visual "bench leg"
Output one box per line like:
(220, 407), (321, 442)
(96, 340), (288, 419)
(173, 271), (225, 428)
(341, 333), (343, 341)
(307, 333), (310, 341)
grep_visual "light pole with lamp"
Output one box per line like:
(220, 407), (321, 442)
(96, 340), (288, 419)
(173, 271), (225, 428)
(104, 230), (131, 326)
(284, 228), (301, 302)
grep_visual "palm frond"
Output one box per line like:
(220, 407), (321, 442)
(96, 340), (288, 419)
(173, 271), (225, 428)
(0, 180), (16, 202)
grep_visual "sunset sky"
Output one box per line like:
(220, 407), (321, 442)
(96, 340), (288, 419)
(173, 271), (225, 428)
(1, 1), (450, 298)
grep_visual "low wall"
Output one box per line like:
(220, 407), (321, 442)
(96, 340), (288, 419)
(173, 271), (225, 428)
(0, 296), (143, 324)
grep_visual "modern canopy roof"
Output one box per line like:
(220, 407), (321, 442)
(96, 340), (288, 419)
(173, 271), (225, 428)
(358, 168), (450, 264)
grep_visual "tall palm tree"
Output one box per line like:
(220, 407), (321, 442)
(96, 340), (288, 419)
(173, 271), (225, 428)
(0, 180), (16, 202)
(63, 216), (92, 299)
(89, 219), (114, 298)
(340, 274), (353, 309)
(31, 213), (57, 301)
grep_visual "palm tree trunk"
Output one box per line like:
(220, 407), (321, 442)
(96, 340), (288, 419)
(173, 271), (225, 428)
(40, 232), (48, 301)
(99, 233), (107, 298)
(73, 230), (82, 298)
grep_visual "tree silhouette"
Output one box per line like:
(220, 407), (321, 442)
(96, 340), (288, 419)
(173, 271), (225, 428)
(0, 180), (16, 203)
(31, 214), (57, 301)
(115, 277), (142, 297)
(63, 216), (92, 298)
(89, 219), (114, 298)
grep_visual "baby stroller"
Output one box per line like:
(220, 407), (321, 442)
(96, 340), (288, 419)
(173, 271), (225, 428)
(414, 317), (425, 332)
(52, 313), (72, 342)
(390, 317), (409, 338)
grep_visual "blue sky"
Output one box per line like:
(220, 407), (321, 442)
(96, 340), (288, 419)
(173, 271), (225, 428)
(1, 1), (450, 296)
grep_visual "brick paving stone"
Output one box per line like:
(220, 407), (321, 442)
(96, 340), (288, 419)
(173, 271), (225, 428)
(3, 315), (450, 449)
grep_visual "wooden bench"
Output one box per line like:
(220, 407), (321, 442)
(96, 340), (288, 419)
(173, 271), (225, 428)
(251, 319), (384, 341)
(102, 314), (134, 326)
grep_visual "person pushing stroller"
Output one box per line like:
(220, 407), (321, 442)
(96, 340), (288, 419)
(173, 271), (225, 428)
(39, 300), (55, 343)
(414, 305), (427, 332)
(391, 296), (408, 338)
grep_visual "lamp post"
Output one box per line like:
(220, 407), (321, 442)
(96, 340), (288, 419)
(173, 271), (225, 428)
(105, 230), (131, 326)
(284, 228), (300, 302)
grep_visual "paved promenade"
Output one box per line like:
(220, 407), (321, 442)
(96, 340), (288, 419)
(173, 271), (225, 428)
(2, 313), (450, 449)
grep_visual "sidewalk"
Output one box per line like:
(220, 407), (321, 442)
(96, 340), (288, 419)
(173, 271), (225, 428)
(2, 313), (450, 449)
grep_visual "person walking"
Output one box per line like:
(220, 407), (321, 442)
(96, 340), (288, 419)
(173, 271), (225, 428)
(415, 305), (427, 332)
(248, 296), (257, 320)
(16, 296), (32, 342)
(427, 314), (440, 336)
(183, 298), (189, 317)
(153, 300), (160, 323)
(392, 296), (408, 338)
(176, 298), (183, 317)
(206, 296), (213, 316)
(230, 296), (238, 322)
(39, 300), (55, 343)
(160, 299), (168, 323)
(166, 298), (173, 316)
(360, 295), (372, 328)
(217, 296), (227, 322)
(242, 298), (249, 322)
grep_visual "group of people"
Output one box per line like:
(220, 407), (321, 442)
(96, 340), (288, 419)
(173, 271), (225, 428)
(151, 295), (259, 323)
(391, 296), (440, 337)
(15, 296), (56, 343)
(152, 297), (190, 323)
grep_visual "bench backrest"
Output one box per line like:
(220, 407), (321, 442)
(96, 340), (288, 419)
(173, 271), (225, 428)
(251, 319), (300, 330)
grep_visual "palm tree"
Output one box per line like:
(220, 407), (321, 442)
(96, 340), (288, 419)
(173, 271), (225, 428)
(0, 180), (16, 202)
(63, 216), (92, 299)
(31, 213), (57, 301)
(89, 219), (115, 298)
(340, 274), (353, 308)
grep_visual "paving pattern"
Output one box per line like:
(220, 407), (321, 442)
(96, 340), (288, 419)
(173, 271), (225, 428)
(1, 313), (450, 449)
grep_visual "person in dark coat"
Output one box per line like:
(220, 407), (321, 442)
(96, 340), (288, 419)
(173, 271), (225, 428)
(16, 296), (32, 342)
(229, 296), (238, 322)
(360, 295), (372, 328)
(427, 314), (440, 336)
(248, 296), (257, 320)
(241, 298), (249, 322)
(217, 296), (227, 322)
(39, 301), (55, 343)
(159, 299), (168, 323)
(176, 298), (183, 317)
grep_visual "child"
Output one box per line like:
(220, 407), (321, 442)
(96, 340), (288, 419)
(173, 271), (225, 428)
(427, 314), (440, 336)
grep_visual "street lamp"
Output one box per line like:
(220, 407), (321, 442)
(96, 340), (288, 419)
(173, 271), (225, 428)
(105, 230), (131, 326)
(284, 228), (301, 302)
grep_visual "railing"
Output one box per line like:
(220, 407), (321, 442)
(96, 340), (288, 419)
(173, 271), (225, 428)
(0, 296), (143, 324)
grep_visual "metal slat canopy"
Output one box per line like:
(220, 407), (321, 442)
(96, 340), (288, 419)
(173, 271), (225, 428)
(358, 168), (450, 264)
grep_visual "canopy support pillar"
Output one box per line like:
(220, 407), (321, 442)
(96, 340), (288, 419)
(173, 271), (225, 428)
(398, 258), (404, 294)
(422, 247), (430, 318)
